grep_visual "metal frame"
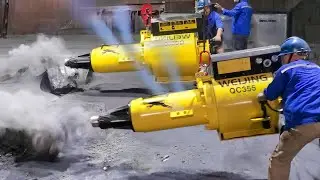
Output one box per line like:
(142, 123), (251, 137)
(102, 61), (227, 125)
(253, 10), (291, 38)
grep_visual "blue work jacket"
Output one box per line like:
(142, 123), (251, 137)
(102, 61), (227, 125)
(264, 60), (320, 130)
(204, 11), (223, 39)
(222, 0), (252, 36)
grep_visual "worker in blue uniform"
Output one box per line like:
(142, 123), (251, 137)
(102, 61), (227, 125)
(257, 36), (320, 180)
(197, 0), (224, 54)
(214, 0), (252, 50)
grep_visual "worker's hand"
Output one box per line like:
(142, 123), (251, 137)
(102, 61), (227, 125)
(257, 92), (267, 102)
(213, 35), (222, 42)
(214, 3), (223, 11)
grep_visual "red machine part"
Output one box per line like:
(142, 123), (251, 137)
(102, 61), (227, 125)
(198, 50), (211, 75)
(140, 3), (153, 27)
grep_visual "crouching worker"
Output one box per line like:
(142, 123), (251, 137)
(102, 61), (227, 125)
(257, 36), (320, 180)
(198, 0), (224, 54)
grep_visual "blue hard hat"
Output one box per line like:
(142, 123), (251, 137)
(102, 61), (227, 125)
(278, 36), (311, 57)
(197, 0), (211, 8)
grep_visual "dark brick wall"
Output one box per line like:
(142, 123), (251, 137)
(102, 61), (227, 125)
(165, 0), (195, 13)
(0, 1), (4, 31)
(291, 0), (320, 43)
(7, 0), (165, 34)
(8, 0), (71, 34)
(249, 0), (287, 12)
(3, 0), (307, 34)
(164, 0), (234, 13)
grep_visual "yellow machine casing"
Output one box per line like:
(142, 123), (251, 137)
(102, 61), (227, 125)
(90, 44), (143, 73)
(90, 31), (210, 81)
(211, 73), (279, 140)
(88, 16), (210, 83)
(143, 32), (209, 83)
(127, 45), (282, 140)
(130, 89), (212, 132)
(129, 73), (279, 140)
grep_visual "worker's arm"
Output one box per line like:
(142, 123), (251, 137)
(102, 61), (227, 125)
(221, 4), (241, 17)
(216, 28), (223, 38)
(214, 13), (223, 41)
(263, 70), (289, 101)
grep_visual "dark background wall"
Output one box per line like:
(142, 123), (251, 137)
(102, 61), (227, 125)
(1, 0), (319, 60)
(2, 0), (235, 34)
(0, 0), (318, 40)
(6, 0), (71, 34)
(291, 0), (320, 43)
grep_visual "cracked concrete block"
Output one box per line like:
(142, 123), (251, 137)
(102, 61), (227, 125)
(42, 66), (92, 95)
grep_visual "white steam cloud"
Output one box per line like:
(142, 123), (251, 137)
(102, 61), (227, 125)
(0, 34), (72, 77)
(0, 34), (95, 156)
(0, 90), (94, 153)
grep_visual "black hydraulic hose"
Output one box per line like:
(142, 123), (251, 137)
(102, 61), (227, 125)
(266, 101), (283, 113)
(259, 100), (282, 113)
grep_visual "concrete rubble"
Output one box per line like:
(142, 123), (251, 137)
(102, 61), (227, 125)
(41, 66), (92, 95)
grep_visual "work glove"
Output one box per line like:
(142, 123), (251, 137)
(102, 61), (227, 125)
(209, 38), (215, 44)
(213, 35), (222, 42)
(209, 38), (219, 45)
(257, 92), (267, 102)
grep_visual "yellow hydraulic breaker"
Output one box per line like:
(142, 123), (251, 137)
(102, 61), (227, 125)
(89, 45), (283, 140)
(64, 16), (211, 83)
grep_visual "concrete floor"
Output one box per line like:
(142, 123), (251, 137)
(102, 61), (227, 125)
(0, 35), (320, 180)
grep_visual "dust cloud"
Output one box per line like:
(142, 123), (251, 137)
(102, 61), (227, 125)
(0, 34), (72, 78)
(0, 34), (95, 158)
